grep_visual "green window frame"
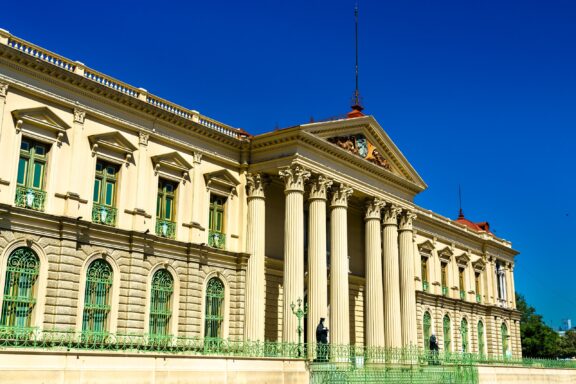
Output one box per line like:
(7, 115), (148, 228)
(82, 259), (113, 338)
(149, 269), (174, 339)
(204, 277), (224, 340)
(501, 323), (509, 357)
(208, 195), (226, 249)
(423, 311), (432, 350)
(478, 320), (485, 356)
(421, 256), (429, 291)
(157, 179), (176, 221)
(17, 138), (47, 190)
(443, 315), (451, 352)
(0, 247), (39, 332)
(92, 160), (119, 226)
(441, 262), (448, 296)
(459, 267), (466, 299)
(460, 318), (468, 352)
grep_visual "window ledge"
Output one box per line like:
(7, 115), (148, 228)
(124, 208), (152, 218)
(55, 192), (88, 204)
(0, 178), (9, 186)
(183, 221), (205, 230)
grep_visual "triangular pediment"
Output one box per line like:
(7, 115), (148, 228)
(301, 116), (426, 191)
(204, 169), (240, 190)
(89, 132), (137, 155)
(456, 252), (471, 266)
(418, 240), (435, 256)
(438, 246), (453, 261)
(12, 107), (71, 133)
(151, 152), (192, 173)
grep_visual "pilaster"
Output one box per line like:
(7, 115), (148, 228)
(244, 173), (266, 341)
(279, 164), (310, 343)
(329, 184), (353, 348)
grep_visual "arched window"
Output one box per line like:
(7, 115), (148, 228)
(501, 322), (509, 357)
(443, 315), (451, 352)
(204, 277), (224, 340)
(82, 259), (113, 338)
(478, 321), (485, 356)
(149, 269), (174, 339)
(460, 318), (468, 352)
(0, 247), (40, 331)
(423, 311), (432, 350)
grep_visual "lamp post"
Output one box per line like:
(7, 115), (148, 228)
(291, 297), (308, 357)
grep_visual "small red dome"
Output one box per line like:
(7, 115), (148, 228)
(455, 210), (492, 234)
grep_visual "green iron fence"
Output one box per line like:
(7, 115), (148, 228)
(14, 186), (46, 211)
(91, 203), (117, 226)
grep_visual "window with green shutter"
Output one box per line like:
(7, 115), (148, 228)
(208, 195), (226, 249)
(0, 247), (39, 334)
(156, 179), (177, 238)
(460, 318), (468, 352)
(443, 315), (451, 352)
(204, 277), (224, 340)
(92, 161), (119, 226)
(149, 269), (174, 340)
(14, 139), (48, 211)
(82, 259), (113, 340)
(478, 321), (485, 356)
(421, 256), (429, 291)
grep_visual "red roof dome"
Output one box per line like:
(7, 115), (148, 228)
(455, 209), (492, 234)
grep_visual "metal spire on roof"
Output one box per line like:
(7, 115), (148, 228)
(348, 1), (364, 117)
(458, 184), (465, 218)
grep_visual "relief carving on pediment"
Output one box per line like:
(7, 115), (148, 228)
(327, 134), (391, 170)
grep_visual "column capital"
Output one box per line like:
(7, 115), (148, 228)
(246, 173), (267, 199)
(382, 204), (402, 225)
(399, 210), (417, 231)
(365, 197), (385, 220)
(330, 184), (353, 208)
(139, 131), (150, 146)
(73, 108), (86, 124)
(0, 81), (8, 98)
(309, 174), (333, 200)
(279, 164), (310, 192)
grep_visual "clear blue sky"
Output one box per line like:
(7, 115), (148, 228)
(1, 1), (575, 328)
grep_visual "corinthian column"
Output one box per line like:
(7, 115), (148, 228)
(244, 173), (266, 341)
(330, 184), (353, 348)
(307, 175), (332, 358)
(365, 198), (385, 350)
(399, 210), (418, 347)
(279, 164), (310, 343)
(382, 204), (402, 348)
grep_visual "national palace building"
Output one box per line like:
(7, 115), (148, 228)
(0, 29), (524, 383)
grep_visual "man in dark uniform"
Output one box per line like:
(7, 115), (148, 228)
(316, 318), (329, 362)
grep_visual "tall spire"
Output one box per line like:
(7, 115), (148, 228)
(458, 184), (464, 218)
(348, 1), (364, 118)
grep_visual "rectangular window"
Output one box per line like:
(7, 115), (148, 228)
(155, 179), (177, 238)
(441, 262), (448, 296)
(208, 195), (226, 249)
(475, 272), (482, 303)
(14, 138), (48, 211)
(91, 160), (119, 226)
(421, 256), (429, 291)
(459, 267), (466, 300)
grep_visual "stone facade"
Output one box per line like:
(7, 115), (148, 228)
(0, 28), (521, 376)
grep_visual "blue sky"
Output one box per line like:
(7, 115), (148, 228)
(1, 1), (575, 328)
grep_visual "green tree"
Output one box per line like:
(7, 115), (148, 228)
(516, 293), (560, 358)
(558, 329), (576, 359)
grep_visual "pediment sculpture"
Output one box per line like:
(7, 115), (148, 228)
(327, 134), (391, 170)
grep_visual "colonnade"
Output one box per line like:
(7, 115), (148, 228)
(244, 164), (419, 352)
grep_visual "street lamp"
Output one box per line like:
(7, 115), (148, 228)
(291, 297), (308, 357)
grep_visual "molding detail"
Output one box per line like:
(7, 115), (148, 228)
(330, 184), (353, 208)
(365, 197), (385, 220)
(139, 131), (149, 146)
(399, 210), (417, 231)
(383, 204), (402, 225)
(279, 164), (310, 192)
(73, 108), (86, 124)
(246, 173), (267, 198)
(309, 174), (333, 200)
(193, 152), (203, 164)
(0, 81), (8, 98)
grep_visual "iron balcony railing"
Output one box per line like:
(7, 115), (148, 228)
(91, 203), (117, 226)
(14, 186), (46, 211)
(156, 219), (176, 239)
(208, 230), (226, 249)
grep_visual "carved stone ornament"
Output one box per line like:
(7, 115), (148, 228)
(399, 210), (417, 230)
(279, 164), (310, 192)
(139, 131), (149, 146)
(246, 173), (266, 198)
(309, 175), (333, 200)
(383, 204), (402, 225)
(330, 184), (353, 207)
(0, 81), (8, 98)
(327, 133), (391, 170)
(73, 108), (86, 124)
(193, 152), (203, 164)
(365, 198), (385, 220)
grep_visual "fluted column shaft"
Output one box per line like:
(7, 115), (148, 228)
(399, 210), (417, 347)
(330, 184), (353, 347)
(244, 173), (266, 341)
(279, 165), (310, 343)
(383, 204), (402, 348)
(307, 176), (332, 357)
(365, 198), (385, 349)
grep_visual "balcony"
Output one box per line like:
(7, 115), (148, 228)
(156, 219), (176, 239)
(460, 290), (466, 300)
(208, 230), (225, 249)
(14, 186), (46, 211)
(91, 203), (117, 226)
(422, 280), (429, 292)
(441, 286), (448, 296)
(476, 294), (482, 303)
